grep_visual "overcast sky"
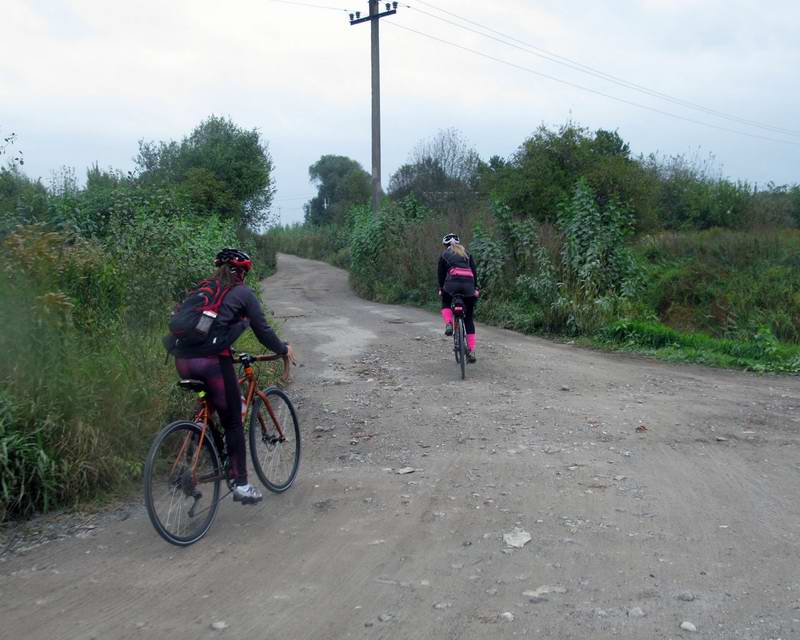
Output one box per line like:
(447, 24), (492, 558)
(3, 0), (799, 224)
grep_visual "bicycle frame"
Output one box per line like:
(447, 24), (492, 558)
(179, 397), (218, 485)
(172, 354), (290, 483)
(238, 362), (287, 442)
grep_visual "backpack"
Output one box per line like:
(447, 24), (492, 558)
(166, 279), (232, 351)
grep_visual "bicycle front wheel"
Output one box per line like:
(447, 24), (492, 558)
(144, 421), (222, 546)
(249, 387), (301, 493)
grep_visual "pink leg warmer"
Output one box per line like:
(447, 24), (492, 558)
(467, 334), (476, 351)
(441, 308), (453, 325)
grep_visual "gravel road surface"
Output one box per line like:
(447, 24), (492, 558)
(2, 253), (799, 639)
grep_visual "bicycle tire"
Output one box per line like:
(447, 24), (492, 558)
(249, 387), (301, 493)
(458, 318), (466, 380)
(144, 420), (222, 546)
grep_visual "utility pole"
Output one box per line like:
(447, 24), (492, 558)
(349, 1), (398, 212)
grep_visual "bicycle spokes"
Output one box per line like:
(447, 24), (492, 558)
(145, 422), (222, 545)
(249, 389), (301, 493)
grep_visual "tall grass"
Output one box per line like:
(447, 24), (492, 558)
(638, 229), (800, 342)
(265, 202), (800, 373)
(0, 214), (248, 519)
(0, 268), (184, 519)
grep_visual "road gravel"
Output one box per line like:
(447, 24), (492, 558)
(1, 253), (799, 639)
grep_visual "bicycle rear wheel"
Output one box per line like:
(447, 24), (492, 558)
(453, 321), (462, 364)
(144, 420), (222, 546)
(249, 387), (301, 493)
(457, 318), (466, 380)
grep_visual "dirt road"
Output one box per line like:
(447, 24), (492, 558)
(2, 253), (799, 639)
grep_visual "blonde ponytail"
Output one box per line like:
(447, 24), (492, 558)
(450, 242), (468, 258)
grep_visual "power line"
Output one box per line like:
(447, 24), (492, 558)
(384, 22), (800, 147)
(406, 0), (800, 138)
(267, 0), (351, 12)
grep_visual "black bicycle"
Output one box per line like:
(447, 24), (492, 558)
(451, 294), (467, 380)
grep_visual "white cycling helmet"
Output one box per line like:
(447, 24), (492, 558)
(442, 233), (460, 246)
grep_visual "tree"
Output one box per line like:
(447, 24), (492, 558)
(303, 155), (371, 226)
(388, 157), (449, 201)
(0, 164), (48, 233)
(791, 186), (800, 227)
(479, 122), (655, 227)
(135, 116), (275, 228)
(0, 128), (23, 167)
(388, 128), (480, 214)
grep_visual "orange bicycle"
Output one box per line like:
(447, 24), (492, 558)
(144, 352), (300, 546)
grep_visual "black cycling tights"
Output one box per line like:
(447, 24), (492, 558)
(441, 291), (476, 335)
(175, 355), (247, 485)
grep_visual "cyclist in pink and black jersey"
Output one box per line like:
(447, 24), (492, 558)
(166, 248), (295, 505)
(437, 233), (479, 363)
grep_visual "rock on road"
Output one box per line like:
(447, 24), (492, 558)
(2, 253), (799, 639)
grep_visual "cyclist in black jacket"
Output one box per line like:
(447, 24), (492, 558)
(172, 248), (295, 505)
(438, 233), (479, 363)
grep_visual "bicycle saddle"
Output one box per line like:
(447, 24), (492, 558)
(177, 379), (207, 393)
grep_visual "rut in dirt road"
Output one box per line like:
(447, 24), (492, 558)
(1, 252), (799, 640)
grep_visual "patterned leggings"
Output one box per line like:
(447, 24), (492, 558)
(175, 355), (247, 485)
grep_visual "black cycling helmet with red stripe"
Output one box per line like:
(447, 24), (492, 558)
(214, 248), (253, 272)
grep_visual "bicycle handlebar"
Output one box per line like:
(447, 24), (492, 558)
(232, 350), (293, 383)
(250, 354), (284, 362)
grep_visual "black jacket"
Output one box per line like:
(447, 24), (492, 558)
(168, 284), (287, 358)
(438, 248), (479, 290)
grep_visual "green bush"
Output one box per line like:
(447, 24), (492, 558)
(349, 198), (442, 304)
(471, 181), (642, 335)
(107, 209), (237, 324)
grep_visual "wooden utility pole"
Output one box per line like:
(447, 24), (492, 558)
(350, 1), (398, 212)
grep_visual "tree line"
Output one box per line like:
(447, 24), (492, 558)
(303, 124), (800, 232)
